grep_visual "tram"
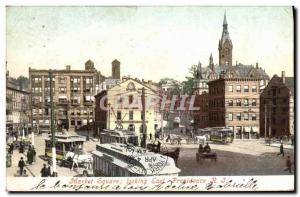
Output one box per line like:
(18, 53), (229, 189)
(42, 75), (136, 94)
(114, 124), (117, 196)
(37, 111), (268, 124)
(99, 129), (138, 146)
(92, 143), (181, 177)
(44, 133), (86, 160)
(210, 127), (234, 144)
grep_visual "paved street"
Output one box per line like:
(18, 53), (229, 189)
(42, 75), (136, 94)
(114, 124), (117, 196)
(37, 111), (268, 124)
(7, 134), (294, 177)
(167, 140), (294, 176)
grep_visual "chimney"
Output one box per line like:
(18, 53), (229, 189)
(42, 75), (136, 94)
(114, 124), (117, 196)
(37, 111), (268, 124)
(282, 71), (285, 84)
(256, 62), (259, 69)
(66, 65), (71, 70)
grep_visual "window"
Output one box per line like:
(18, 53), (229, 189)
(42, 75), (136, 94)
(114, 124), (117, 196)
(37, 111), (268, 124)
(141, 112), (144, 120)
(236, 85), (241, 92)
(244, 99), (249, 106)
(244, 85), (249, 92)
(252, 99), (256, 106)
(117, 111), (122, 120)
(129, 95), (133, 104)
(252, 86), (257, 92)
(273, 98), (277, 106)
(59, 77), (66, 84)
(59, 87), (66, 93)
(129, 111), (133, 120)
(236, 100), (241, 106)
(244, 113), (249, 120)
(273, 89), (276, 96)
(228, 100), (233, 106)
(237, 113), (241, 121)
(228, 113), (233, 121)
(228, 85), (233, 92)
(252, 114), (257, 121)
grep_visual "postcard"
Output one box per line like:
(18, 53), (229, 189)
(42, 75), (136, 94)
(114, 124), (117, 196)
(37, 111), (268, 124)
(5, 6), (295, 192)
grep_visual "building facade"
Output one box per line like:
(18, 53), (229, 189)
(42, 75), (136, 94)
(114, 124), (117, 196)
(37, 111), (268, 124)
(95, 78), (161, 141)
(193, 92), (209, 129)
(260, 72), (294, 138)
(6, 71), (30, 134)
(29, 60), (99, 132)
(208, 75), (265, 139)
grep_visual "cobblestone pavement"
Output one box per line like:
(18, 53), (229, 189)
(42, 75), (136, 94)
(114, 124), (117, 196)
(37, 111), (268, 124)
(6, 134), (295, 177)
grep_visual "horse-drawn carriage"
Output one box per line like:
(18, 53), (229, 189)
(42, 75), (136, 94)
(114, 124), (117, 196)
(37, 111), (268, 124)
(196, 152), (217, 163)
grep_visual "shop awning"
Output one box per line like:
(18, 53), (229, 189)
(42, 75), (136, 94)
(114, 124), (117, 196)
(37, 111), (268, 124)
(244, 127), (251, 132)
(251, 126), (259, 133)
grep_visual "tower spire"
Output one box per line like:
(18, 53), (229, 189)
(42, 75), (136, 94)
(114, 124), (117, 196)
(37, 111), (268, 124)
(197, 61), (202, 79)
(223, 11), (228, 25)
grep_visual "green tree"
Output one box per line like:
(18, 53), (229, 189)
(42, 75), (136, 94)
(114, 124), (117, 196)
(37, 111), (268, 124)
(16, 75), (29, 91)
(182, 65), (198, 95)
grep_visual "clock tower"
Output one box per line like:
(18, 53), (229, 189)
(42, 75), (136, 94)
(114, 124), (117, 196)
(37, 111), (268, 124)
(218, 12), (233, 66)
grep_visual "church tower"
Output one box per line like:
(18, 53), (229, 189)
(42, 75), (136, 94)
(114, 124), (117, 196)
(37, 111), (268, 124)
(112, 59), (121, 79)
(218, 12), (233, 66)
(209, 53), (214, 71)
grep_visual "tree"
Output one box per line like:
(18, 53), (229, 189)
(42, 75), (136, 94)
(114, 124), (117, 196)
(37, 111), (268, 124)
(158, 78), (182, 95)
(16, 76), (29, 91)
(182, 65), (198, 95)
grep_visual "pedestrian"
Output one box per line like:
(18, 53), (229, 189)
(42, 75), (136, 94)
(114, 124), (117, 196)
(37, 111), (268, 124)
(23, 170), (29, 177)
(178, 136), (182, 145)
(9, 143), (14, 155)
(40, 164), (48, 177)
(157, 140), (161, 153)
(278, 142), (284, 157)
(47, 164), (52, 177)
(19, 142), (24, 153)
(284, 156), (292, 174)
(27, 147), (33, 165)
(18, 157), (25, 176)
(198, 144), (204, 154)
(32, 147), (36, 163)
(149, 133), (152, 140)
(204, 143), (211, 153)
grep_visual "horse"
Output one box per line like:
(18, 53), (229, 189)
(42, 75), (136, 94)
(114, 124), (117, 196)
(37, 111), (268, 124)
(64, 151), (93, 171)
(195, 134), (209, 144)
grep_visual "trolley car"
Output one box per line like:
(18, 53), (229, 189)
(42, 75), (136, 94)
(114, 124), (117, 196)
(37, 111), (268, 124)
(44, 133), (86, 160)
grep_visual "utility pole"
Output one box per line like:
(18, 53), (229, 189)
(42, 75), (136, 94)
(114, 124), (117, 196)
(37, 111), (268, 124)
(264, 103), (267, 140)
(107, 103), (111, 129)
(268, 103), (272, 146)
(49, 70), (57, 177)
(87, 108), (90, 141)
(141, 87), (146, 148)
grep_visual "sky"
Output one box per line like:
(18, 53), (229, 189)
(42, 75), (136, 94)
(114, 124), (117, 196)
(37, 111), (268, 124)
(6, 6), (294, 82)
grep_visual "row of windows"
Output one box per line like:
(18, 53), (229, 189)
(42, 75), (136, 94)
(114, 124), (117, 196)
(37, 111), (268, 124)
(228, 113), (257, 121)
(227, 99), (257, 107)
(209, 113), (257, 121)
(228, 85), (257, 93)
(32, 76), (93, 83)
(117, 111), (144, 121)
(210, 98), (258, 107)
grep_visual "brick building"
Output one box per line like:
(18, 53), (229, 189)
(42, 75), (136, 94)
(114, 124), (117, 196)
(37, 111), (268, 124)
(208, 68), (269, 139)
(6, 70), (30, 135)
(260, 71), (294, 138)
(29, 60), (101, 132)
